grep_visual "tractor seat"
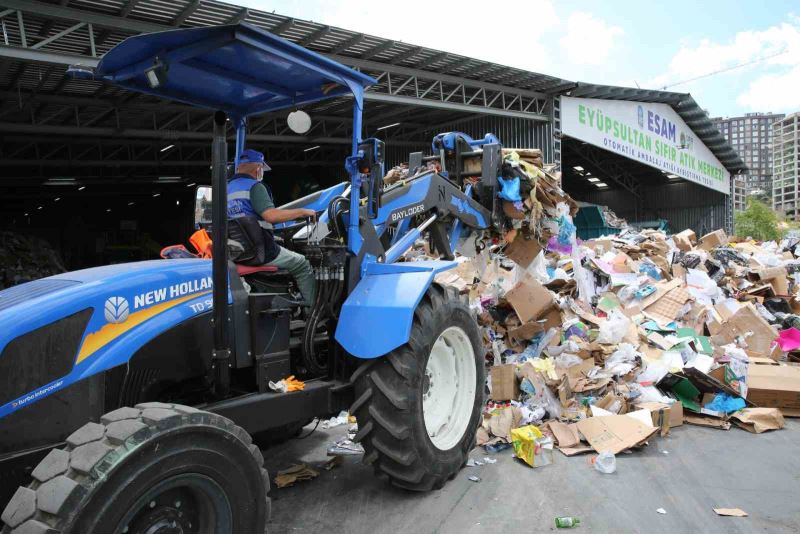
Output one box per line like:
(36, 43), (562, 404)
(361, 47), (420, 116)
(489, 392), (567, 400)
(236, 264), (281, 276)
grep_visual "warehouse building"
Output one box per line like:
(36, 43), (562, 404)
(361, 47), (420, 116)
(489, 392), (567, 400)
(0, 0), (745, 273)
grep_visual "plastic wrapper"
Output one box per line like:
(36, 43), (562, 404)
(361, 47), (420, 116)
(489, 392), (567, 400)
(510, 425), (553, 468)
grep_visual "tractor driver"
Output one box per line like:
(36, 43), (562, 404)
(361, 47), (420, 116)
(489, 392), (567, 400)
(227, 149), (317, 305)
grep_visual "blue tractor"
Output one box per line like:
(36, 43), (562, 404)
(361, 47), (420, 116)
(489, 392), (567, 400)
(0, 24), (504, 533)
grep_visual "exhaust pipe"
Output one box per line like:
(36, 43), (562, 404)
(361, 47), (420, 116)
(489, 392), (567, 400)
(211, 110), (231, 397)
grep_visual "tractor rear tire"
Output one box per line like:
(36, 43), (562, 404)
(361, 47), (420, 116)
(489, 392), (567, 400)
(1, 402), (269, 534)
(350, 284), (484, 491)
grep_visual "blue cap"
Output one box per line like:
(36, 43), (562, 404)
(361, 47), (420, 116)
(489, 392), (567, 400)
(239, 149), (271, 171)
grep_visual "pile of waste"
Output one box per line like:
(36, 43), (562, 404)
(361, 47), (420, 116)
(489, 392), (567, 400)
(407, 150), (796, 470)
(0, 231), (66, 289)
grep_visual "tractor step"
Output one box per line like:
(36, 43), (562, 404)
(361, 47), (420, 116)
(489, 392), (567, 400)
(203, 379), (352, 436)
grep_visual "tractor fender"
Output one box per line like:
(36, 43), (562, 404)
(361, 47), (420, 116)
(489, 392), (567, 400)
(335, 260), (457, 359)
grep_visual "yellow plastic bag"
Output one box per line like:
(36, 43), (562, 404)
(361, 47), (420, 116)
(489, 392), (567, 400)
(511, 425), (553, 468)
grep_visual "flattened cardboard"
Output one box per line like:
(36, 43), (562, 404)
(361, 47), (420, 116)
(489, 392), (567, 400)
(728, 303), (778, 357)
(505, 274), (556, 323)
(545, 421), (581, 448)
(683, 413), (731, 430)
(576, 414), (659, 454)
(713, 508), (748, 517)
(750, 357), (779, 366)
(486, 405), (522, 442)
(490, 364), (519, 401)
(643, 285), (691, 326)
(504, 236), (542, 268)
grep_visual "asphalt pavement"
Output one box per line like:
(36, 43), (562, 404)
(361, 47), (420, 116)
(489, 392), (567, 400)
(262, 419), (800, 533)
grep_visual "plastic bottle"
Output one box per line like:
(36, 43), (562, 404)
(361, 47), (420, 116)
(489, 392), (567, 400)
(594, 451), (616, 474)
(555, 516), (581, 528)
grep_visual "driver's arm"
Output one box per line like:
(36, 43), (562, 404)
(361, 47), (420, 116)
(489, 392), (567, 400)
(250, 182), (315, 224)
(262, 207), (316, 224)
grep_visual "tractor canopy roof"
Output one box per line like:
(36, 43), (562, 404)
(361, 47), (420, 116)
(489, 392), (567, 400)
(87, 23), (376, 118)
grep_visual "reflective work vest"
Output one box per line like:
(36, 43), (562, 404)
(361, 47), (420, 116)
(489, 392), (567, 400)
(227, 175), (272, 229)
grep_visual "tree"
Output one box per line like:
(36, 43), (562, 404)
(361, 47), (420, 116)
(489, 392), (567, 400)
(734, 198), (782, 241)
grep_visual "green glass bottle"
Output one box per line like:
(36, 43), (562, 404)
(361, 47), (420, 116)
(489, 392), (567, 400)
(555, 516), (581, 528)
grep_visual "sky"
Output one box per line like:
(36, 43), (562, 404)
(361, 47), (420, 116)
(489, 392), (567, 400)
(235, 0), (800, 118)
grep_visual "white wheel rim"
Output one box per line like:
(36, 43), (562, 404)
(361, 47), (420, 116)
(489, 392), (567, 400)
(422, 326), (476, 451)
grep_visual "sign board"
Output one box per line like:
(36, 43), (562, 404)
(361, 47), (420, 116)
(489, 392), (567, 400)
(561, 96), (730, 195)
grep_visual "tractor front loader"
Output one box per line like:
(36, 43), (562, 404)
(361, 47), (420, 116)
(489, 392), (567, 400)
(0, 23), (505, 534)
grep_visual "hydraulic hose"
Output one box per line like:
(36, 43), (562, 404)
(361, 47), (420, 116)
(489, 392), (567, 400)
(301, 271), (330, 375)
(327, 196), (349, 240)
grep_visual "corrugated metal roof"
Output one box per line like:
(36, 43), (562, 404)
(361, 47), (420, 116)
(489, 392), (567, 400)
(8, 0), (744, 176)
(30, 0), (574, 93)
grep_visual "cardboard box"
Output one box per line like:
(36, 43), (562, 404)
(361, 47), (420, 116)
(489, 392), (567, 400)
(504, 274), (556, 323)
(636, 401), (672, 436)
(490, 364), (519, 401)
(672, 229), (696, 252)
(747, 363), (800, 416)
(669, 400), (684, 428)
(697, 229), (729, 251)
(709, 365), (746, 397)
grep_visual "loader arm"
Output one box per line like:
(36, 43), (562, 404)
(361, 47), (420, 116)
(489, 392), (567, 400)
(335, 171), (492, 358)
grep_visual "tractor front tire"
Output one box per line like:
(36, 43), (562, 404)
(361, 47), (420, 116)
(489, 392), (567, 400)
(1, 402), (269, 534)
(351, 284), (484, 491)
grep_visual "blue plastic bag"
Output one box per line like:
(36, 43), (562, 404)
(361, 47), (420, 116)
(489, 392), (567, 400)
(705, 393), (745, 413)
(497, 176), (521, 202)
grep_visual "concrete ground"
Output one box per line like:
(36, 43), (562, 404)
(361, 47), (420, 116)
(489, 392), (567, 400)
(262, 420), (800, 534)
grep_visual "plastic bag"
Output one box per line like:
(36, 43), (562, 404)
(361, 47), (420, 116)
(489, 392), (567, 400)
(512, 400), (546, 426)
(527, 251), (552, 284)
(596, 310), (630, 344)
(497, 176), (521, 202)
(636, 385), (675, 404)
(555, 353), (583, 369)
(520, 368), (563, 419)
(594, 451), (616, 474)
(526, 328), (559, 362)
(605, 343), (638, 376)
(637, 361), (669, 386)
(705, 393), (745, 413)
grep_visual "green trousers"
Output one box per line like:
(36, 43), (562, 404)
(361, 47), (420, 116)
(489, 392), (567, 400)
(268, 246), (316, 305)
